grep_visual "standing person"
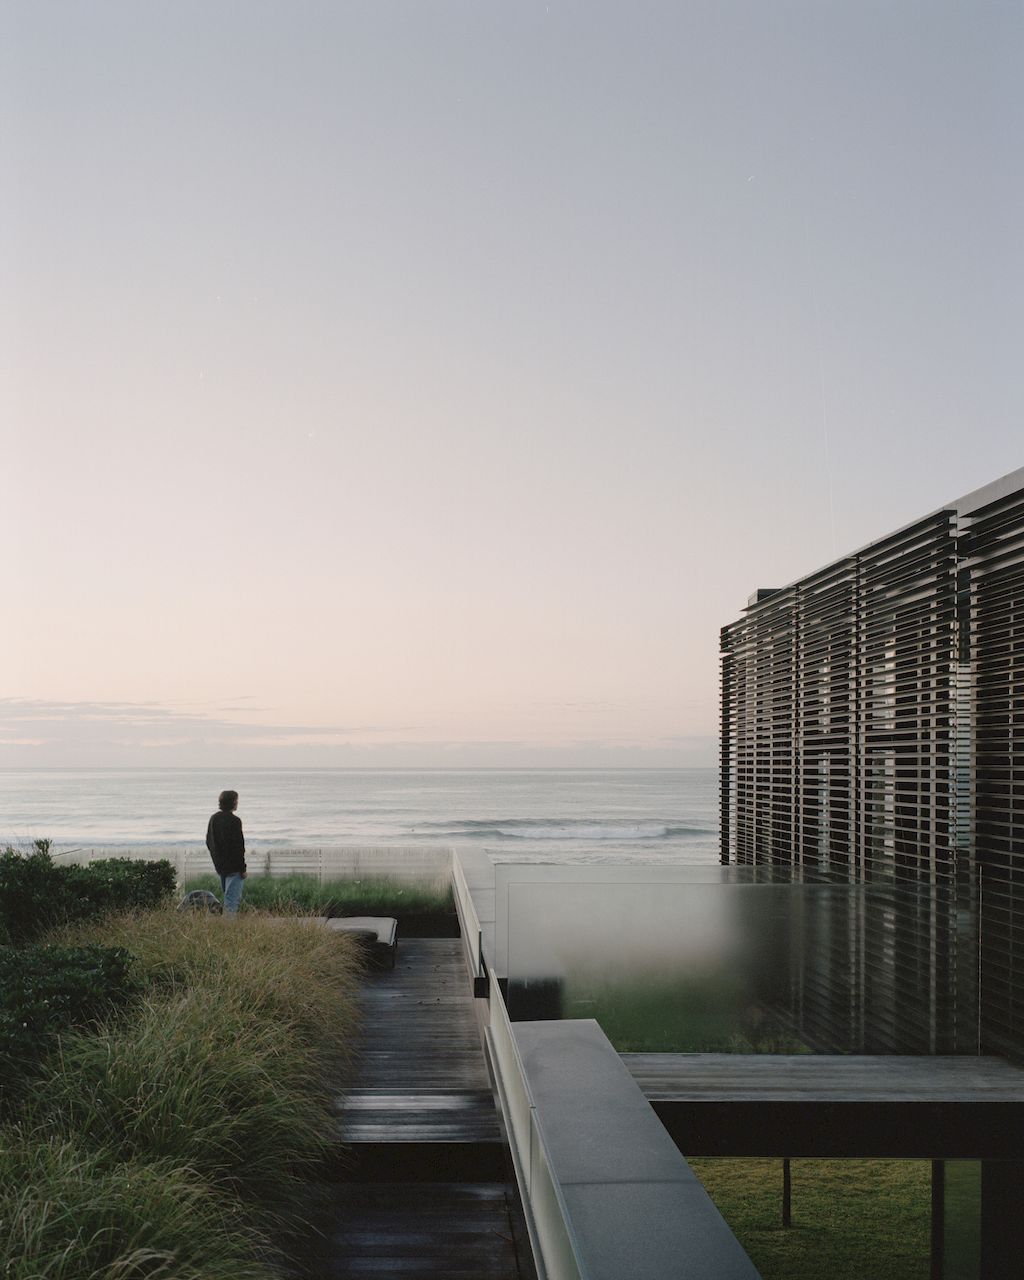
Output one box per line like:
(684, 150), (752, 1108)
(206, 789), (247, 915)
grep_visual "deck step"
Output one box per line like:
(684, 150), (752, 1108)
(341, 1090), (503, 1144)
(327, 1182), (522, 1278)
(328, 938), (527, 1272)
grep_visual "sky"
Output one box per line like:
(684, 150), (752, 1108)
(2, 1), (1021, 769)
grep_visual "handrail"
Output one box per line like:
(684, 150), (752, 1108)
(485, 965), (584, 1280)
(450, 851), (585, 1280)
(450, 848), (484, 981)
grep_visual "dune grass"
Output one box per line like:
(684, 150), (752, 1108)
(0, 1129), (278, 1280)
(56, 905), (362, 1061)
(690, 1158), (931, 1280)
(40, 988), (338, 1218)
(4, 907), (364, 1277)
(181, 871), (454, 917)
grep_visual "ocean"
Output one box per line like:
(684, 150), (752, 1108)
(0, 768), (719, 865)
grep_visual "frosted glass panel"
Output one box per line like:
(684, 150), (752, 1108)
(506, 880), (807, 1051)
(504, 877), (972, 1055)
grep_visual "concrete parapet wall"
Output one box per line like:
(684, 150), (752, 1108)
(515, 1019), (761, 1280)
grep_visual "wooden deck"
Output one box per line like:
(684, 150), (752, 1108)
(340, 937), (503, 1148)
(326, 1182), (525, 1280)
(329, 937), (530, 1279)
(622, 1052), (1024, 1158)
(622, 1052), (1024, 1101)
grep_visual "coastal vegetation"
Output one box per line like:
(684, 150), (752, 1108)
(0, 943), (139, 1109)
(181, 870), (456, 931)
(0, 841), (175, 945)
(0, 848), (363, 1278)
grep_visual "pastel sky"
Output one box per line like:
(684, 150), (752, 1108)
(3, 2), (1021, 768)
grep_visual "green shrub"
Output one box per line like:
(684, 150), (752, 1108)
(0, 847), (76, 946)
(69, 857), (177, 913)
(0, 944), (138, 1106)
(0, 847), (175, 946)
(0, 1127), (278, 1280)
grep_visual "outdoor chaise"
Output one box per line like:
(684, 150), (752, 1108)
(324, 915), (398, 968)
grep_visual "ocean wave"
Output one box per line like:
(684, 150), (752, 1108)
(411, 819), (708, 842)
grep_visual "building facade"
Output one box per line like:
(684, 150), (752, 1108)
(721, 467), (1024, 1058)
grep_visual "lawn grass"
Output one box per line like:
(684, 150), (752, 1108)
(4, 906), (364, 1278)
(689, 1158), (931, 1280)
(180, 871), (454, 918)
(565, 973), (812, 1053)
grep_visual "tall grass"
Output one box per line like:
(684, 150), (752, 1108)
(7, 907), (364, 1276)
(0, 1128), (278, 1280)
(56, 906), (363, 1065)
(180, 872), (454, 917)
(40, 988), (335, 1218)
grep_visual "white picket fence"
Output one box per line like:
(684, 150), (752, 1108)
(51, 845), (454, 889)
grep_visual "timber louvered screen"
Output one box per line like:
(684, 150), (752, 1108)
(855, 512), (959, 888)
(720, 589), (798, 867)
(797, 560), (857, 880)
(721, 514), (959, 883)
(720, 505), (968, 1054)
(721, 471), (1024, 1055)
(965, 488), (1024, 1058)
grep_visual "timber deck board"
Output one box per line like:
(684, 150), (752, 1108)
(339, 938), (502, 1144)
(328, 939), (527, 1279)
(621, 1052), (1024, 1102)
(326, 1183), (522, 1279)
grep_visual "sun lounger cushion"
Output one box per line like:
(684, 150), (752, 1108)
(326, 915), (398, 966)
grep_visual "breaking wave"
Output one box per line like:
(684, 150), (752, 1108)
(412, 819), (708, 842)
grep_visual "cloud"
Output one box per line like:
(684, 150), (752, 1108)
(0, 699), (717, 768)
(1, 700), (169, 724)
(532, 700), (618, 710)
(0, 699), (400, 747)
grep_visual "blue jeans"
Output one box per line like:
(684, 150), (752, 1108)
(220, 873), (244, 915)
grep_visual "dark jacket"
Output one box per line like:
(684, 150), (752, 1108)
(206, 810), (247, 876)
